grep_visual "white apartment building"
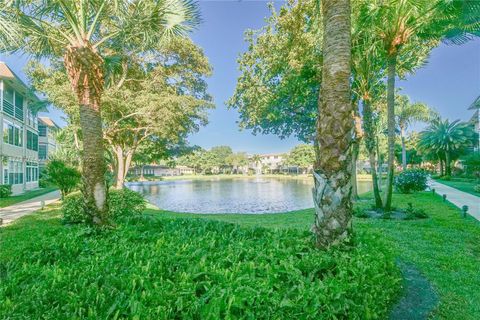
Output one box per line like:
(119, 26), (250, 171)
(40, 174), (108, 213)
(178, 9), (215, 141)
(38, 116), (60, 170)
(0, 62), (43, 195)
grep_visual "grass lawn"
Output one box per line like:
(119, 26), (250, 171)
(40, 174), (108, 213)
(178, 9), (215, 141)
(0, 186), (58, 208)
(1, 191), (479, 319)
(434, 177), (480, 196)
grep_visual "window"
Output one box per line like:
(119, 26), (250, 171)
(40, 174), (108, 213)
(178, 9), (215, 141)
(8, 160), (23, 185)
(26, 162), (38, 182)
(26, 109), (37, 128)
(3, 85), (14, 116)
(38, 123), (47, 137)
(26, 130), (38, 151)
(14, 93), (24, 121)
(3, 168), (8, 185)
(3, 120), (22, 147)
(39, 144), (47, 160)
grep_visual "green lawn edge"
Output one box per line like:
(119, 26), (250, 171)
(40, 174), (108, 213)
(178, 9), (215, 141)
(434, 178), (480, 197)
(0, 186), (58, 208)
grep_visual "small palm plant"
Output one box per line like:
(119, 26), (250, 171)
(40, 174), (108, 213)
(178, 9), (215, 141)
(1, 0), (200, 224)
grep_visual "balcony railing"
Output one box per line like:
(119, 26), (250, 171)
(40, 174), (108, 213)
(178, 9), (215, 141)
(3, 100), (14, 117)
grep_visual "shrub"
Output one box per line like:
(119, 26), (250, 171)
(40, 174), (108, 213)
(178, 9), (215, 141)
(404, 203), (428, 220)
(0, 184), (12, 198)
(394, 169), (428, 193)
(62, 188), (146, 224)
(0, 213), (400, 319)
(474, 185), (480, 193)
(43, 160), (81, 199)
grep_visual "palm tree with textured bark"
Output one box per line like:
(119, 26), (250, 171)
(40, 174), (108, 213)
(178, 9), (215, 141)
(395, 94), (431, 170)
(365, 0), (479, 211)
(313, 0), (352, 248)
(3, 0), (199, 224)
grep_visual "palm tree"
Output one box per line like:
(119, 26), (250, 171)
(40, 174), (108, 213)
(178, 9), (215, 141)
(365, 0), (479, 211)
(313, 0), (352, 248)
(0, 3), (19, 50)
(251, 154), (261, 174)
(395, 94), (431, 170)
(419, 119), (476, 176)
(3, 0), (199, 224)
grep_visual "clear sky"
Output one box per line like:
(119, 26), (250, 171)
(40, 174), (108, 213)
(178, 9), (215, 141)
(1, 1), (479, 154)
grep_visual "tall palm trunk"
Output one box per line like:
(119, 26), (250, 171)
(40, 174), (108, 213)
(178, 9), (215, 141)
(363, 101), (383, 208)
(351, 140), (359, 200)
(64, 45), (108, 225)
(401, 127), (407, 170)
(313, 0), (352, 248)
(439, 155), (444, 176)
(445, 151), (451, 176)
(383, 54), (397, 211)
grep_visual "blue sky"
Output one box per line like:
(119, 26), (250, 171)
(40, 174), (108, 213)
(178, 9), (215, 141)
(1, 1), (479, 154)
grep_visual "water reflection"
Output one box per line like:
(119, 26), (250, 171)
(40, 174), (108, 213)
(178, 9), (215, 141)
(127, 177), (372, 214)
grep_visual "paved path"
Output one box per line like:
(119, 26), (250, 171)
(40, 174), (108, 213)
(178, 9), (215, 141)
(429, 180), (480, 221)
(0, 190), (61, 226)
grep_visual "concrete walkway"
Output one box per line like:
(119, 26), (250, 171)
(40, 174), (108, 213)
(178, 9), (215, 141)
(429, 180), (480, 221)
(0, 190), (61, 226)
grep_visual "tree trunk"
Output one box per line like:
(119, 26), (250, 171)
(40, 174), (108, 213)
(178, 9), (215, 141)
(64, 44), (108, 225)
(445, 151), (451, 176)
(362, 101), (383, 208)
(401, 127), (407, 170)
(383, 54), (397, 211)
(376, 137), (383, 191)
(351, 110), (363, 201)
(313, 0), (352, 248)
(439, 156), (444, 176)
(351, 139), (359, 201)
(114, 147), (125, 189)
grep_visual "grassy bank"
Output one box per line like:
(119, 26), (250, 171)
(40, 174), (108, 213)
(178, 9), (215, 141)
(434, 177), (480, 196)
(0, 186), (57, 208)
(2, 190), (478, 319)
(0, 205), (398, 319)
(147, 192), (480, 319)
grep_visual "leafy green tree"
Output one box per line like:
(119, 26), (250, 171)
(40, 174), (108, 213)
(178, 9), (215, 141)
(395, 94), (431, 170)
(4, 0), (199, 224)
(27, 37), (212, 189)
(228, 0), (319, 143)
(210, 146), (234, 173)
(227, 152), (249, 174)
(285, 145), (315, 174)
(419, 119), (476, 176)
(44, 160), (81, 199)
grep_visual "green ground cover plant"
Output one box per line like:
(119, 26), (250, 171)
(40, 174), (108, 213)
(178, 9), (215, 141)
(148, 192), (480, 319)
(62, 189), (146, 224)
(1, 192), (479, 319)
(0, 205), (399, 319)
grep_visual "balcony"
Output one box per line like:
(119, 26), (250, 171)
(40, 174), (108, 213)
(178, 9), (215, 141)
(3, 100), (14, 117)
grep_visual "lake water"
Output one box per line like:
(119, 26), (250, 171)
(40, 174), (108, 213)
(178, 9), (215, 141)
(127, 177), (372, 214)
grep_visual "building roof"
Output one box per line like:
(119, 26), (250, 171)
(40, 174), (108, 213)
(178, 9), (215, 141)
(0, 61), (42, 106)
(38, 116), (61, 129)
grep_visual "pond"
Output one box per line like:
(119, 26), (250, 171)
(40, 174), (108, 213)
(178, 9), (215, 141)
(127, 177), (372, 214)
